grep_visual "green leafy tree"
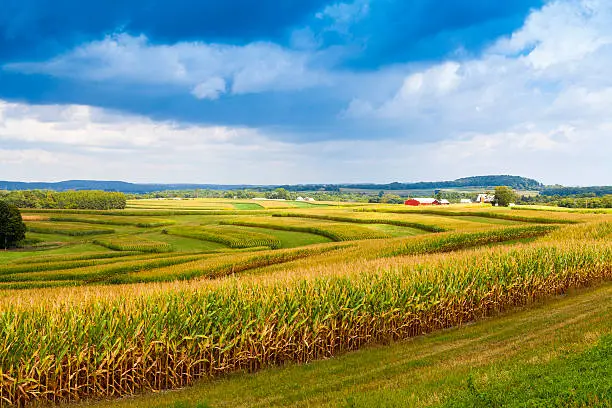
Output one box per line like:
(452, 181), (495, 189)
(0, 190), (126, 210)
(0, 202), (26, 249)
(380, 194), (404, 204)
(494, 186), (517, 207)
(266, 188), (290, 200)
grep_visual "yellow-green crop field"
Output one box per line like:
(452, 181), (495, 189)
(1, 200), (611, 406)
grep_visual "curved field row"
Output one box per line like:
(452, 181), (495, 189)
(0, 251), (191, 276)
(120, 243), (346, 283)
(0, 253), (212, 285)
(166, 225), (282, 249)
(270, 209), (507, 233)
(385, 225), (557, 257)
(272, 212), (446, 232)
(47, 215), (175, 228)
(512, 205), (612, 214)
(2, 226), (560, 287)
(25, 221), (115, 236)
(20, 209), (266, 216)
(356, 207), (580, 224)
(0, 244), (345, 287)
(221, 218), (391, 241)
(9, 251), (140, 265)
(93, 237), (174, 253)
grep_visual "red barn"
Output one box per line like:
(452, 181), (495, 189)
(404, 198), (440, 206)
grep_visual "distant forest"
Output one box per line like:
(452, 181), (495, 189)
(540, 186), (612, 197)
(291, 175), (544, 192)
(0, 190), (126, 210)
(1, 175), (545, 194)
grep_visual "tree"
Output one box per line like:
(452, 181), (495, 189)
(494, 186), (517, 207)
(380, 194), (404, 204)
(267, 188), (290, 200)
(0, 202), (26, 249)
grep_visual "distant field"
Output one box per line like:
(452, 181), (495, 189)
(339, 187), (540, 197)
(0, 199), (610, 406)
(514, 204), (612, 214)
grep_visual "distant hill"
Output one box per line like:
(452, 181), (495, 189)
(313, 175), (543, 192)
(0, 175), (543, 193)
(0, 180), (257, 193)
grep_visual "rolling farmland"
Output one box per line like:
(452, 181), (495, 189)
(0, 199), (610, 406)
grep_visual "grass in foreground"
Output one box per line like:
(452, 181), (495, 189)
(79, 283), (612, 408)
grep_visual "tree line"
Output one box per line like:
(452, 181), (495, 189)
(540, 186), (612, 197)
(0, 190), (127, 210)
(520, 194), (612, 208)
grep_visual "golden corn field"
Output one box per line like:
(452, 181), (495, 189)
(0, 200), (610, 406)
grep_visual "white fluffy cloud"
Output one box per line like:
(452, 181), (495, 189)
(340, 0), (612, 183)
(1, 95), (610, 185)
(0, 100), (258, 149)
(6, 34), (329, 98)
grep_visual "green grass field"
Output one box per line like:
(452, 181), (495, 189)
(0, 199), (610, 406)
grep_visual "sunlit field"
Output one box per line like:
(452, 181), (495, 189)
(0, 199), (610, 406)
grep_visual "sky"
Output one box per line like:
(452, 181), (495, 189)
(0, 0), (611, 185)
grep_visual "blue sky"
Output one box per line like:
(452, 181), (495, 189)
(1, 0), (611, 185)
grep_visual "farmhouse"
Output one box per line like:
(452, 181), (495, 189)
(439, 199), (451, 205)
(460, 199), (472, 204)
(476, 194), (495, 203)
(404, 198), (440, 206)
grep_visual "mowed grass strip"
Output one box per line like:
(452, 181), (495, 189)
(232, 203), (264, 210)
(221, 217), (390, 241)
(25, 221), (115, 236)
(93, 236), (174, 253)
(166, 225), (282, 249)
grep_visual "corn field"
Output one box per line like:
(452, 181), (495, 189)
(0, 204), (610, 406)
(92, 237), (173, 253)
(221, 217), (391, 241)
(25, 221), (115, 236)
(166, 225), (282, 249)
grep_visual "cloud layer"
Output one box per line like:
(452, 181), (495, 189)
(1, 0), (611, 185)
